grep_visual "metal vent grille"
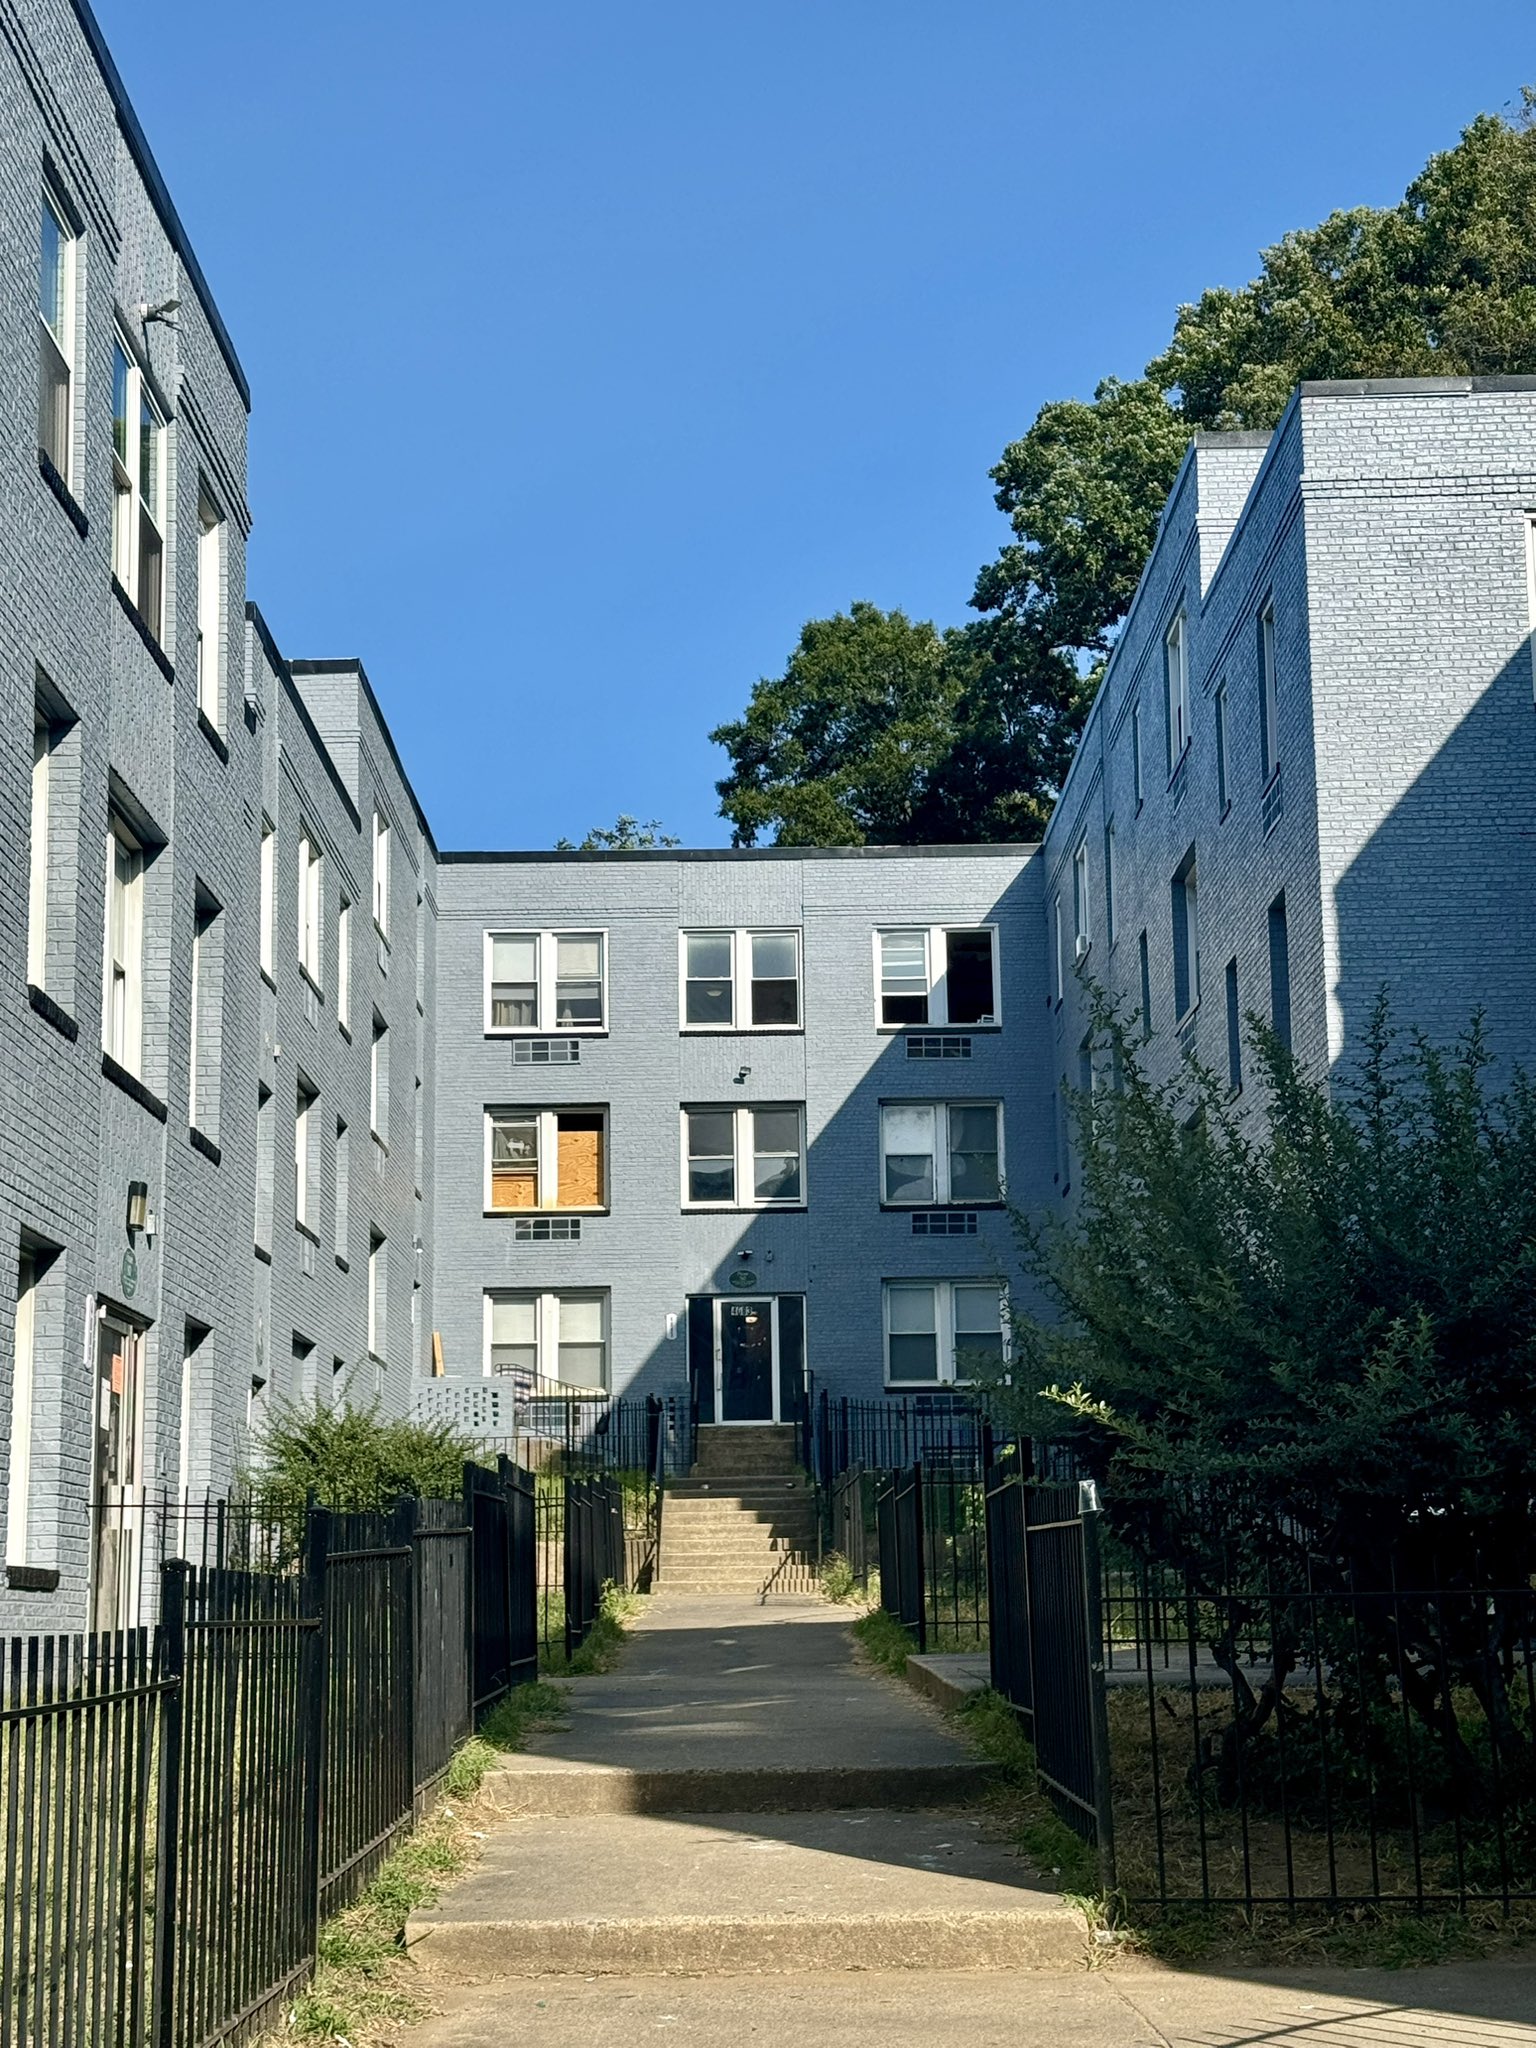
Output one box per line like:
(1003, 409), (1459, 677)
(906, 1035), (972, 1060)
(514, 1217), (582, 1242)
(911, 1210), (978, 1236)
(512, 1038), (581, 1065)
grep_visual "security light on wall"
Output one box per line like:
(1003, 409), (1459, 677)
(126, 1180), (152, 1242)
(137, 298), (180, 327)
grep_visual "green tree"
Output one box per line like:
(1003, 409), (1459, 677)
(555, 814), (681, 851)
(977, 98), (1536, 666)
(711, 602), (1071, 846)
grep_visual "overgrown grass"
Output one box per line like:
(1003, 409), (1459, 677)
(541, 1584), (642, 1676)
(818, 1550), (866, 1604)
(264, 1680), (568, 2047)
(954, 1688), (1098, 1895)
(852, 1606), (916, 1675)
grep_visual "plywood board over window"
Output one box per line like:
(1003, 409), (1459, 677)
(556, 1113), (604, 1208)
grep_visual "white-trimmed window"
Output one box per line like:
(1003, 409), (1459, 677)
(28, 708), (51, 989)
(103, 815), (144, 1073)
(111, 336), (166, 644)
(1104, 819), (1117, 948)
(38, 187), (74, 480)
(1172, 847), (1200, 1020)
(1215, 679), (1231, 813)
(682, 1104), (804, 1208)
(1131, 699), (1144, 808)
(368, 1233), (385, 1358)
(485, 930), (605, 1032)
(372, 813), (390, 936)
(336, 897), (352, 1031)
(196, 487), (224, 725)
(7, 1245), (52, 1567)
(883, 1280), (1006, 1387)
(370, 1015), (389, 1141)
(1071, 840), (1090, 959)
(1258, 598), (1279, 783)
(880, 1101), (1002, 1206)
(876, 926), (998, 1028)
(680, 930), (800, 1029)
(1164, 611), (1190, 772)
(190, 889), (221, 1140)
(295, 1078), (318, 1229)
(485, 1290), (608, 1392)
(297, 831), (322, 984)
(486, 1107), (607, 1212)
(259, 819), (275, 979)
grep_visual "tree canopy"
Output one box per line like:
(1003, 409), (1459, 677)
(715, 97), (1536, 846)
(555, 814), (681, 851)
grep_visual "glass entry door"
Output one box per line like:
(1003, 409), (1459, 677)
(717, 1297), (777, 1423)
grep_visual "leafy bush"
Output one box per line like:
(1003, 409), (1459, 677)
(246, 1397), (479, 1517)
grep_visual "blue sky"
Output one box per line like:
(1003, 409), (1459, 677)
(97, 0), (1532, 850)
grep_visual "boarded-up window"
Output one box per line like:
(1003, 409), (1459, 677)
(556, 1112), (605, 1208)
(490, 1113), (538, 1208)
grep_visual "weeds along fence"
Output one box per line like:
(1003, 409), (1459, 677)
(980, 1456), (1536, 1917)
(0, 1463), (537, 2048)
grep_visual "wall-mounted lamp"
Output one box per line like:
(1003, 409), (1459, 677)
(126, 1180), (155, 1245)
(734, 1065), (751, 1084)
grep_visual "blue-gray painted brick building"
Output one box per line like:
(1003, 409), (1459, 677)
(4, 0), (1536, 1630)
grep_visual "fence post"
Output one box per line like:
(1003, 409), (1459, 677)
(150, 1558), (187, 2048)
(301, 1504), (332, 1958)
(462, 1463), (479, 1728)
(562, 1475), (576, 1667)
(392, 1496), (420, 1800)
(1078, 1481), (1117, 1895)
(912, 1460), (928, 1655)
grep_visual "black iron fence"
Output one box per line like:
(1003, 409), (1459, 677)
(818, 1394), (989, 1483)
(875, 1461), (990, 1653)
(820, 1465), (871, 1589)
(534, 1473), (633, 1667)
(0, 1460), (540, 2048)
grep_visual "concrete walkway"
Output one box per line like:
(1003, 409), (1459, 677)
(405, 1594), (1082, 1997)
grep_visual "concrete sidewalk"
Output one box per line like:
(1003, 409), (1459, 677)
(411, 1961), (1536, 2045)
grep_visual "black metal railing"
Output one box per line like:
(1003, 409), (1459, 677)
(0, 1462), (541, 2048)
(820, 1465), (871, 1588)
(823, 1395), (990, 1482)
(874, 1460), (990, 1651)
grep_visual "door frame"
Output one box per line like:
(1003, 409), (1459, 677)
(91, 1308), (148, 1632)
(713, 1294), (780, 1425)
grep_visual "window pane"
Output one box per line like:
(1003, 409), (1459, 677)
(752, 1110), (801, 1202)
(490, 1115), (538, 1208)
(491, 1297), (536, 1346)
(880, 931), (928, 1024)
(559, 1296), (604, 1344)
(948, 1105), (1000, 1202)
(491, 934), (537, 1026)
(555, 936), (602, 1023)
(112, 343), (129, 467)
(953, 1284), (1003, 1380)
(139, 397), (161, 522)
(882, 1105), (935, 1203)
(557, 1345), (606, 1390)
(751, 976), (798, 1027)
(945, 931), (995, 1023)
(889, 1334), (939, 1381)
(687, 1110), (735, 1202)
(137, 510), (163, 642)
(39, 328), (69, 472)
(686, 933), (733, 1024)
(39, 200), (65, 335)
(887, 1284), (936, 1335)
(751, 933), (796, 981)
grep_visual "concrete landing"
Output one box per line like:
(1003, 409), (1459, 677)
(407, 1963), (1536, 2047)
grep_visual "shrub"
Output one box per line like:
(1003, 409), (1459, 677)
(246, 1397), (479, 1517)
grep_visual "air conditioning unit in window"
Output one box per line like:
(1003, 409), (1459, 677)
(1074, 934), (1091, 962)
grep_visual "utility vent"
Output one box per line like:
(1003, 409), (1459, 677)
(512, 1038), (581, 1066)
(906, 1034), (972, 1060)
(514, 1217), (581, 1242)
(912, 1210), (978, 1237)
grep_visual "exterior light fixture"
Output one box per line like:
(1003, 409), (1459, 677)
(126, 1181), (150, 1238)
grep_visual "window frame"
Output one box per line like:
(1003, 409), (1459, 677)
(297, 830), (323, 988)
(1164, 611), (1190, 776)
(370, 1014), (389, 1143)
(677, 928), (803, 1032)
(484, 1105), (610, 1214)
(38, 183), (75, 482)
(482, 1288), (610, 1393)
(27, 709), (51, 989)
(483, 927), (608, 1035)
(336, 897), (352, 1032)
(371, 813), (390, 937)
(680, 1102), (807, 1211)
(295, 1077), (318, 1231)
(258, 819), (276, 981)
(1214, 676), (1231, 815)
(195, 485), (225, 727)
(1258, 597), (1279, 786)
(1071, 839), (1091, 960)
(367, 1233), (385, 1360)
(873, 924), (1001, 1031)
(110, 332), (167, 644)
(879, 1099), (1004, 1208)
(1104, 818), (1117, 948)
(103, 813), (144, 1074)
(882, 1278), (1007, 1389)
(1171, 848), (1200, 1023)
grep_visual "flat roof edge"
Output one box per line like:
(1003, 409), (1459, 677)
(439, 842), (1040, 865)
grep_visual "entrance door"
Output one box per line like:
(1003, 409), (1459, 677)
(717, 1297), (776, 1423)
(92, 1318), (144, 1632)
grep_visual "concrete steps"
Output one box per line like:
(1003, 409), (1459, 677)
(656, 1426), (819, 1598)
